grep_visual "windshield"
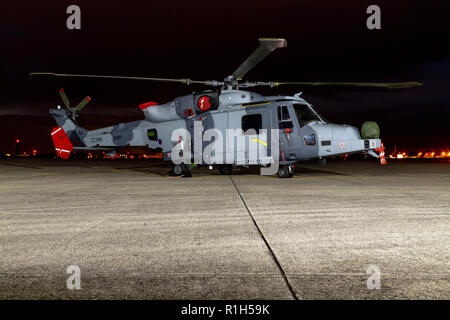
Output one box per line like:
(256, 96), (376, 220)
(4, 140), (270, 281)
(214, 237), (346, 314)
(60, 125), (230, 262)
(293, 103), (320, 127)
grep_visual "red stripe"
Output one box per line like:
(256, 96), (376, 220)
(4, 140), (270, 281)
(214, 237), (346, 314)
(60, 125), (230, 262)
(139, 101), (158, 110)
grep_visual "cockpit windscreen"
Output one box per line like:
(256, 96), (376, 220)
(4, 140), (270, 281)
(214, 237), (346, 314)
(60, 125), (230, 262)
(293, 104), (320, 127)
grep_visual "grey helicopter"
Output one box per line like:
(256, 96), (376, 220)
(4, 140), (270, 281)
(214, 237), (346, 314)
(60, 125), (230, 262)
(29, 38), (422, 178)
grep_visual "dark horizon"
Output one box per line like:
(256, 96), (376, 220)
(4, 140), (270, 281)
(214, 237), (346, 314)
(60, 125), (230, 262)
(1, 0), (449, 154)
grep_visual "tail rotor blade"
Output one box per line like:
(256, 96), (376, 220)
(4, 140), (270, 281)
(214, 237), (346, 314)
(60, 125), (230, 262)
(74, 96), (91, 111)
(59, 89), (70, 108)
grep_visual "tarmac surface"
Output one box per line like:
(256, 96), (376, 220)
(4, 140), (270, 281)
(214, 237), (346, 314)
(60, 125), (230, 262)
(0, 158), (449, 299)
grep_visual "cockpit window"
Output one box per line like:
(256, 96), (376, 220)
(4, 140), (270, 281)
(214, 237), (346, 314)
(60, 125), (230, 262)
(293, 104), (320, 127)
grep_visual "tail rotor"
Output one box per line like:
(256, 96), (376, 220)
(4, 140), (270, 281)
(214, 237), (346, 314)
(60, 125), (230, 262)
(58, 88), (90, 123)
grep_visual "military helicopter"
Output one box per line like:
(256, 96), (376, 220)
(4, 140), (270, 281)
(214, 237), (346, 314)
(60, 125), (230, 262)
(29, 38), (422, 178)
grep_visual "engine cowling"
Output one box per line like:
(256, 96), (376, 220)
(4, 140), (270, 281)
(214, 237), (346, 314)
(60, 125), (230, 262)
(139, 101), (182, 123)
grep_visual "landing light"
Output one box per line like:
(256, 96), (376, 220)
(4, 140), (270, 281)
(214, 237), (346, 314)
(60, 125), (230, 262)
(304, 133), (316, 146)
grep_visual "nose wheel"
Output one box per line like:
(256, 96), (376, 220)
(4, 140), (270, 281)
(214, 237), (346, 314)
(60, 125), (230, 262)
(277, 165), (294, 178)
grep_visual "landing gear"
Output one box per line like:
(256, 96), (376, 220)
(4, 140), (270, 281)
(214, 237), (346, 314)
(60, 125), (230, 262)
(318, 158), (326, 167)
(277, 165), (294, 178)
(218, 165), (233, 175)
(170, 164), (183, 176)
(170, 164), (192, 177)
(182, 164), (192, 177)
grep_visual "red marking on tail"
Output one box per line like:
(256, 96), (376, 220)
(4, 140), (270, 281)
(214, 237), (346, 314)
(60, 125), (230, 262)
(51, 127), (73, 159)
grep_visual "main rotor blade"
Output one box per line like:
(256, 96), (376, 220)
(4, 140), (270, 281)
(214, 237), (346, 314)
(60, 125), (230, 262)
(29, 72), (222, 86)
(232, 38), (287, 81)
(273, 81), (423, 89)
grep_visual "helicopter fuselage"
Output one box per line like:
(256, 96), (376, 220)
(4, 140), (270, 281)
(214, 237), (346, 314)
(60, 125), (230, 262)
(50, 89), (381, 167)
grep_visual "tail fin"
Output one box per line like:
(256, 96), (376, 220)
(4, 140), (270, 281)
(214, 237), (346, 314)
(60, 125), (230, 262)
(49, 108), (87, 146)
(51, 127), (73, 159)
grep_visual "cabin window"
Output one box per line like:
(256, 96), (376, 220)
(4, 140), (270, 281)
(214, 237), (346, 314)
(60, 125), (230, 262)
(242, 114), (262, 135)
(277, 105), (293, 129)
(147, 129), (158, 141)
(278, 105), (290, 121)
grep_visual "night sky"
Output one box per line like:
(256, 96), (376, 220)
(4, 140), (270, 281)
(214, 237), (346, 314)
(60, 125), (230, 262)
(1, 0), (448, 154)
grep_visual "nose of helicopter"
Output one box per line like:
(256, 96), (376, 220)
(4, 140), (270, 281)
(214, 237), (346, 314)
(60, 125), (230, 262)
(311, 123), (361, 142)
(331, 124), (361, 141)
(309, 122), (377, 157)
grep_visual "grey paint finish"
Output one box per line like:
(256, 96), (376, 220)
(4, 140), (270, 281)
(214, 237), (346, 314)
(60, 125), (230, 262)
(50, 90), (381, 165)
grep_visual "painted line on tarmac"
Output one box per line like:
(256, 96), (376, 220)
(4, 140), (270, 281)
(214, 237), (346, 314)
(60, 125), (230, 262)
(229, 175), (298, 300)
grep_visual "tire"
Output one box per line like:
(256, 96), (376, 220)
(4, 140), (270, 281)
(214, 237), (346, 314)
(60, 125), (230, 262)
(218, 165), (232, 175)
(171, 164), (184, 176)
(288, 165), (295, 178)
(277, 166), (291, 178)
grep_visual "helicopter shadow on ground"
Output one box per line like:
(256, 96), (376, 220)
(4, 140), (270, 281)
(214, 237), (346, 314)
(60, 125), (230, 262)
(115, 161), (173, 177)
(216, 164), (349, 176)
(293, 165), (349, 176)
(124, 162), (349, 177)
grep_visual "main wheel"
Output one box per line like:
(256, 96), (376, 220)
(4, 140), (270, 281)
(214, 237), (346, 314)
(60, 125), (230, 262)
(218, 165), (233, 175)
(288, 165), (295, 178)
(277, 166), (292, 178)
(171, 164), (184, 176)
